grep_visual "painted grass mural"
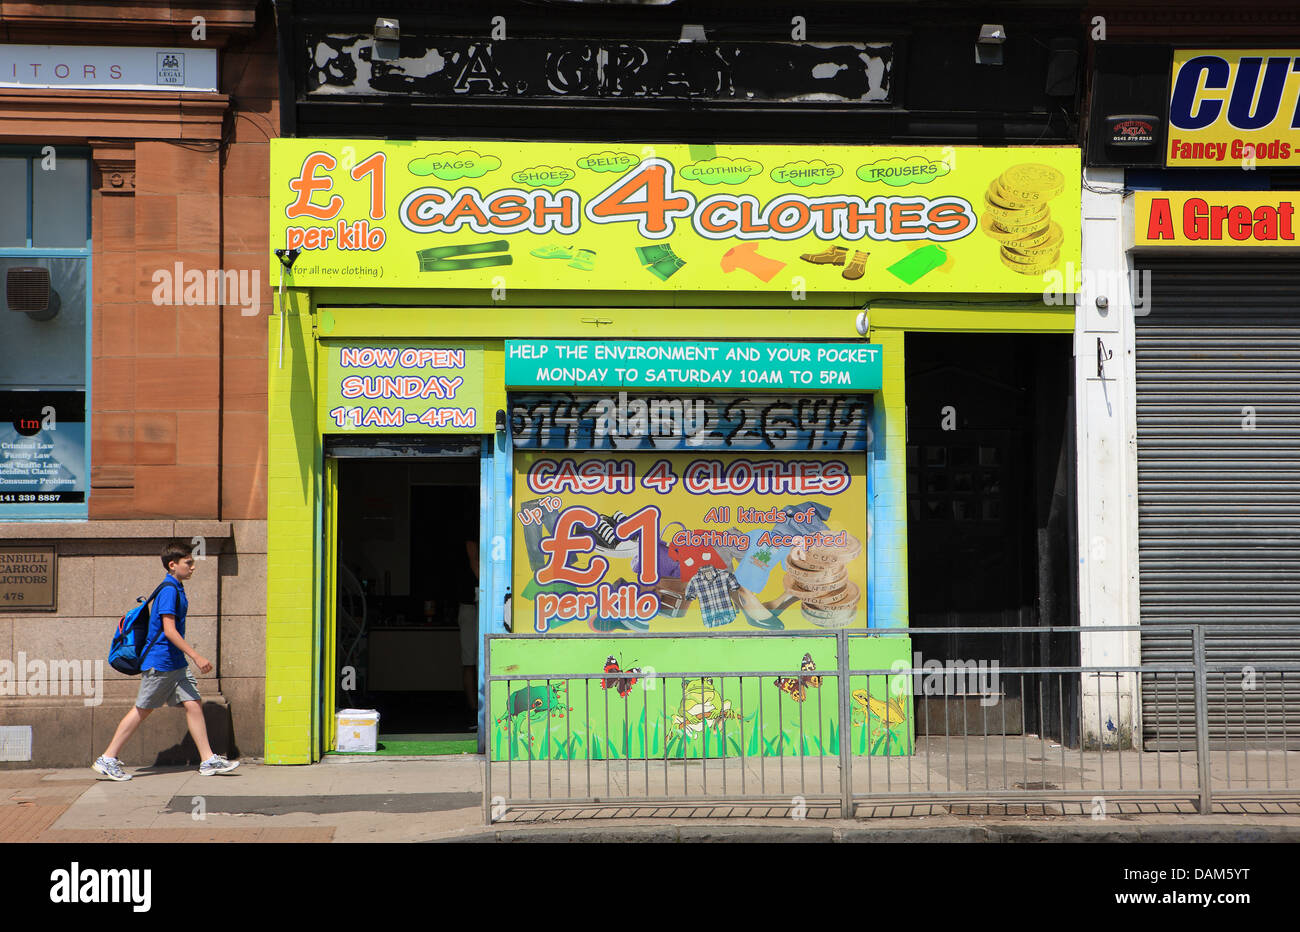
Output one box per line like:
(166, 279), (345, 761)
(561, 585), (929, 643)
(488, 635), (913, 761)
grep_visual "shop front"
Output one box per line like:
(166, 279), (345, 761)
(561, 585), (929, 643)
(1130, 191), (1300, 747)
(1088, 42), (1300, 748)
(265, 139), (1081, 763)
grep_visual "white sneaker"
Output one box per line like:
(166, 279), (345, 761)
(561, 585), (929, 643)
(199, 755), (240, 776)
(92, 756), (131, 781)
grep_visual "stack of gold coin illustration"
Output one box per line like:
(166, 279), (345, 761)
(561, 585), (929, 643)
(981, 163), (1065, 275)
(783, 532), (863, 628)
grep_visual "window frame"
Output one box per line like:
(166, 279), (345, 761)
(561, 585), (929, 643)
(0, 146), (93, 521)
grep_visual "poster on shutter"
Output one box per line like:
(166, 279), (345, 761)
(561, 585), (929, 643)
(513, 451), (868, 633)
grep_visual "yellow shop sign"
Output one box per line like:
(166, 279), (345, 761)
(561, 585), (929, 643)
(1167, 50), (1300, 167)
(317, 341), (496, 434)
(1134, 192), (1298, 247)
(270, 140), (1080, 294)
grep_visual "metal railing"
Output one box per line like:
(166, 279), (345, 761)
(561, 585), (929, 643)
(482, 626), (1300, 822)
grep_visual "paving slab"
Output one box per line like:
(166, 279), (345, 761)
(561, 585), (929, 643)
(1, 752), (1299, 844)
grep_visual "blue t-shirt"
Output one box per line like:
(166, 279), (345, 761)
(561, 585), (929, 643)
(732, 529), (792, 594)
(141, 577), (188, 672)
(773, 501), (831, 538)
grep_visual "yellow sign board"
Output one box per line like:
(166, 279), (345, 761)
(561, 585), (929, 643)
(1133, 192), (1298, 247)
(318, 341), (492, 433)
(270, 140), (1080, 294)
(1167, 50), (1300, 167)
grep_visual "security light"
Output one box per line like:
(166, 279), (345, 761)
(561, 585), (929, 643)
(374, 17), (400, 61)
(976, 24), (1006, 66)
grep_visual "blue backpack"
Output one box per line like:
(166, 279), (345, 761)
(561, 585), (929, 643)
(108, 578), (180, 676)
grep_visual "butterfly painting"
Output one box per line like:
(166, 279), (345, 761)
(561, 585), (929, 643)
(600, 655), (641, 698)
(774, 653), (823, 702)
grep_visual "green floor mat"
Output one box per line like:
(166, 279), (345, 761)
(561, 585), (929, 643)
(331, 736), (478, 756)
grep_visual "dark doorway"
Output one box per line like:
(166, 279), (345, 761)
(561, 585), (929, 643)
(335, 456), (480, 747)
(905, 332), (1079, 744)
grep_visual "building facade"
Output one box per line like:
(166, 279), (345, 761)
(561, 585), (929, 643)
(1081, 2), (1300, 748)
(265, 0), (1093, 763)
(0, 1), (275, 768)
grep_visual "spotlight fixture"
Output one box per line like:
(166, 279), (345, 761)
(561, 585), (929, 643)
(856, 306), (870, 336)
(274, 247), (302, 271)
(976, 24), (1006, 66)
(374, 17), (400, 61)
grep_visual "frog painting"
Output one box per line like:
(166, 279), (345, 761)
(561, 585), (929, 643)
(669, 678), (741, 736)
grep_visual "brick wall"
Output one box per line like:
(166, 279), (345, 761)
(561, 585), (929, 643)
(0, 521), (268, 768)
(90, 24), (274, 520)
(0, 3), (273, 767)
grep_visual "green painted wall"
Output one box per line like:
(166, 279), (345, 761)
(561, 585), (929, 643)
(487, 634), (912, 761)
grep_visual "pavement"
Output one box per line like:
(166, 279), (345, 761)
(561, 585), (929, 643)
(5, 753), (1300, 842)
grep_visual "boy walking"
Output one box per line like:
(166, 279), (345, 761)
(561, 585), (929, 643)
(92, 541), (238, 780)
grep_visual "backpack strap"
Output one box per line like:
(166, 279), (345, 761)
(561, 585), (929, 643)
(138, 577), (182, 665)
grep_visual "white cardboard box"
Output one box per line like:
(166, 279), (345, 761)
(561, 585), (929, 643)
(335, 709), (380, 753)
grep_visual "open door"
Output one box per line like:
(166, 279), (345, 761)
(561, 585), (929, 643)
(905, 332), (1079, 740)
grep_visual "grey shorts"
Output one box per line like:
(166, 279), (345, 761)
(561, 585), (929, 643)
(457, 602), (478, 666)
(136, 666), (201, 709)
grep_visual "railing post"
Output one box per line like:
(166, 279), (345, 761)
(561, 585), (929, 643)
(838, 629), (853, 819)
(1192, 625), (1212, 815)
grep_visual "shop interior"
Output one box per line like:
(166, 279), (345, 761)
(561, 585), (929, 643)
(905, 332), (1080, 742)
(333, 452), (481, 753)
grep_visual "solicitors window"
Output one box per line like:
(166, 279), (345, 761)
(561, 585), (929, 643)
(0, 151), (91, 520)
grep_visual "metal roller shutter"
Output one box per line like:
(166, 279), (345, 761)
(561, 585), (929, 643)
(509, 392), (871, 452)
(1136, 256), (1300, 750)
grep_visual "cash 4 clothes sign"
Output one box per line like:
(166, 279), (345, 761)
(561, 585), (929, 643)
(514, 451), (868, 634)
(270, 140), (1080, 293)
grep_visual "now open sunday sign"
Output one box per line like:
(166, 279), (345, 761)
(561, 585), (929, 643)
(319, 342), (490, 433)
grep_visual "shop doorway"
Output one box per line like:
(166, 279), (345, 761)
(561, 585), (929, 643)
(329, 446), (482, 755)
(904, 332), (1079, 742)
